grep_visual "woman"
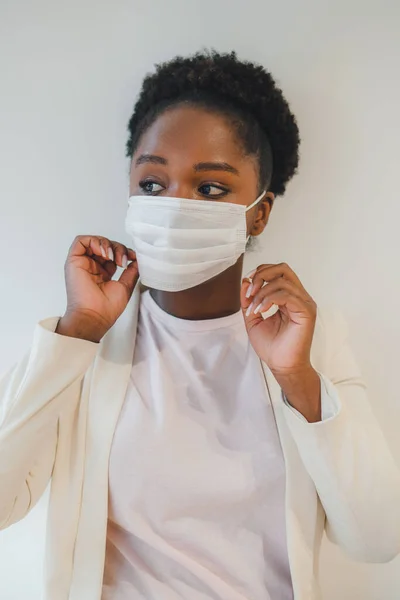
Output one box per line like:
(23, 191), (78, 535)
(1, 50), (399, 600)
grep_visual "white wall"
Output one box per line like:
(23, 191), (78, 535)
(0, 0), (399, 598)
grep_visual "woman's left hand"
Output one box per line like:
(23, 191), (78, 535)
(241, 263), (322, 422)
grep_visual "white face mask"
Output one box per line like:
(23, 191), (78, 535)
(125, 191), (266, 292)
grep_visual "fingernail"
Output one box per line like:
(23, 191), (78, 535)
(122, 255), (128, 268)
(245, 302), (254, 318)
(254, 302), (263, 315)
(246, 283), (254, 298)
(108, 248), (114, 261)
(245, 268), (257, 279)
(100, 246), (106, 259)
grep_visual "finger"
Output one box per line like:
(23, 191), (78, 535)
(241, 279), (271, 326)
(89, 249), (112, 268)
(247, 290), (315, 321)
(240, 279), (276, 331)
(108, 241), (131, 269)
(99, 237), (114, 261)
(127, 248), (136, 262)
(103, 260), (118, 278)
(98, 239), (119, 265)
(240, 279), (253, 313)
(249, 263), (305, 298)
(117, 260), (139, 297)
(84, 254), (116, 282)
(69, 236), (132, 269)
(69, 235), (109, 261)
(240, 279), (263, 331)
(248, 278), (312, 311)
(101, 240), (134, 269)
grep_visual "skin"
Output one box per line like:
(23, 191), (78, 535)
(57, 104), (321, 422)
(129, 105), (273, 320)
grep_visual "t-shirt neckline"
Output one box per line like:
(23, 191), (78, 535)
(140, 290), (244, 332)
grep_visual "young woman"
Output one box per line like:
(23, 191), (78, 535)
(1, 51), (399, 600)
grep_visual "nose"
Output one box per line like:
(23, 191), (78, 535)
(165, 181), (195, 200)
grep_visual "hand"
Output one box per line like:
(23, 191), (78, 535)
(241, 263), (316, 373)
(241, 263), (321, 422)
(56, 235), (139, 342)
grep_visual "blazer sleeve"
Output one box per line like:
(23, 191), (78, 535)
(282, 310), (400, 563)
(0, 318), (98, 530)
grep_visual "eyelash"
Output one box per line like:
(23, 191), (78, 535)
(199, 183), (229, 198)
(139, 180), (164, 195)
(138, 179), (230, 198)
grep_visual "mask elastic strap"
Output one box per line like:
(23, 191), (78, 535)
(245, 190), (266, 213)
(245, 190), (267, 244)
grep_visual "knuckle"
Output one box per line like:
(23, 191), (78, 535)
(307, 299), (317, 312)
(253, 266), (265, 281)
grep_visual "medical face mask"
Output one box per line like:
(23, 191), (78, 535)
(125, 191), (266, 292)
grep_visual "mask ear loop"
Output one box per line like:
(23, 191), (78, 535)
(245, 190), (267, 213)
(245, 190), (267, 243)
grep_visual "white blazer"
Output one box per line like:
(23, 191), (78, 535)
(1, 285), (400, 600)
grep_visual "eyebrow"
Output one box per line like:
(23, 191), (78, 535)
(135, 154), (239, 175)
(136, 154), (167, 166)
(193, 162), (239, 175)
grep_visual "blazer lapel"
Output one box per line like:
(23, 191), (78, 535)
(69, 285), (143, 600)
(260, 361), (323, 599)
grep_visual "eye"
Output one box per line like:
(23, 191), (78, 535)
(139, 180), (164, 195)
(198, 183), (229, 198)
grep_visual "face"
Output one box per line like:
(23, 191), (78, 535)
(129, 105), (274, 238)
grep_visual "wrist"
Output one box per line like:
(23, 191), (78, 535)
(56, 310), (108, 343)
(273, 366), (322, 423)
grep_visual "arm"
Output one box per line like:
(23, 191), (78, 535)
(0, 234), (138, 529)
(282, 311), (400, 563)
(0, 317), (97, 529)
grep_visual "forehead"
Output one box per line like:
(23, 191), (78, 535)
(133, 105), (249, 164)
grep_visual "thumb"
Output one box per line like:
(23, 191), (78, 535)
(117, 261), (140, 298)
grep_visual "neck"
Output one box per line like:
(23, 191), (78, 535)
(149, 256), (244, 320)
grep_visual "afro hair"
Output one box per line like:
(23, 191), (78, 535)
(126, 50), (300, 197)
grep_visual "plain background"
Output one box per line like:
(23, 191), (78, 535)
(0, 0), (399, 598)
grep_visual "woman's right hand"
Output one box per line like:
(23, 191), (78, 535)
(56, 235), (139, 342)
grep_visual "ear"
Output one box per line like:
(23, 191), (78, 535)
(249, 191), (275, 237)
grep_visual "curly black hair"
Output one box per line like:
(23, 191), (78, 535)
(126, 50), (300, 197)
